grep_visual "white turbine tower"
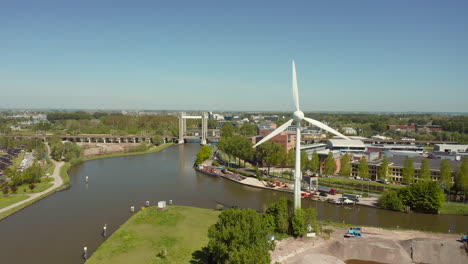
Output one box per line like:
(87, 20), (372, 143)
(253, 61), (351, 211)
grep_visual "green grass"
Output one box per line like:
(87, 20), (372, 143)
(86, 205), (221, 264)
(59, 162), (72, 185)
(440, 202), (468, 215)
(0, 195), (29, 210)
(44, 159), (56, 175)
(14, 178), (54, 194)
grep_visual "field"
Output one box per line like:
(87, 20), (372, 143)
(440, 202), (468, 215)
(86, 205), (220, 264)
(0, 195), (29, 210)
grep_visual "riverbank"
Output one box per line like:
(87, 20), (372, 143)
(0, 159), (64, 220)
(0, 143), (174, 221)
(86, 205), (220, 264)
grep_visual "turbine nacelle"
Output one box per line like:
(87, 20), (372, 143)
(293, 110), (304, 122)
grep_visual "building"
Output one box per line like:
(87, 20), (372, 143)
(388, 123), (442, 133)
(342, 127), (357, 135)
(257, 124), (296, 152)
(434, 144), (468, 153)
(326, 139), (366, 153)
(388, 123), (416, 132)
(351, 156), (461, 183)
(264, 115), (279, 122)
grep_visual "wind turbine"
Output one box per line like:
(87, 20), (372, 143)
(253, 61), (351, 211)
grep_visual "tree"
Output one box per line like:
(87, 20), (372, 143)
(239, 123), (258, 137)
(195, 145), (212, 165)
(291, 208), (318, 237)
(256, 142), (283, 176)
(324, 152), (336, 175)
(377, 190), (404, 211)
(264, 197), (292, 234)
(402, 157), (415, 185)
(358, 156), (369, 179)
(339, 153), (351, 176)
(152, 135), (165, 146)
(220, 122), (236, 137)
(398, 181), (445, 214)
(455, 159), (468, 202)
(309, 150), (320, 172)
(439, 159), (453, 191)
(377, 156), (389, 181)
(419, 159), (431, 182)
(207, 208), (274, 264)
(300, 151), (309, 173)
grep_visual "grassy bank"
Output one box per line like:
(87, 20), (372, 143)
(440, 202), (468, 215)
(83, 143), (174, 162)
(86, 205), (220, 264)
(0, 195), (29, 210)
(12, 177), (54, 194)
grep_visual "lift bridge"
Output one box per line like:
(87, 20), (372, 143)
(178, 112), (220, 145)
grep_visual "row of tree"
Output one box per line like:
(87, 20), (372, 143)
(378, 181), (445, 213)
(49, 137), (83, 164)
(206, 198), (318, 264)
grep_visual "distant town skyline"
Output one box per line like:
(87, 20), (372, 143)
(1, 1), (467, 112)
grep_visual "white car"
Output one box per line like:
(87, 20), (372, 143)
(341, 198), (354, 205)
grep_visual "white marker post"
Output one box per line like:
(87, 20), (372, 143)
(130, 206), (135, 213)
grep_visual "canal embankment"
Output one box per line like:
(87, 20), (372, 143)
(0, 143), (174, 220)
(85, 205), (220, 264)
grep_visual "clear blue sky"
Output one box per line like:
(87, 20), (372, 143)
(1, 0), (467, 112)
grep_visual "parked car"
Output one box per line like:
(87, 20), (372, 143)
(319, 192), (328, 197)
(341, 198), (354, 205)
(328, 198), (342, 204)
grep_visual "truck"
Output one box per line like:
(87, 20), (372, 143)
(342, 193), (360, 202)
(318, 186), (337, 195)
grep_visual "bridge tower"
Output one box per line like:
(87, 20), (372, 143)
(178, 112), (208, 145)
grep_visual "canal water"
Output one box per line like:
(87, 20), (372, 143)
(0, 144), (466, 264)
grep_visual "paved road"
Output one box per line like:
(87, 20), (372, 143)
(0, 145), (64, 215)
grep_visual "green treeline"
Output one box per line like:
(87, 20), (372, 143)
(48, 137), (83, 164)
(378, 181), (445, 213)
(206, 198), (318, 264)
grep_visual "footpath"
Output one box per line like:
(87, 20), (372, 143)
(0, 143), (65, 216)
(0, 159), (64, 215)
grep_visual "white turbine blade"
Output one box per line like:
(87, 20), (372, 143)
(303, 117), (351, 140)
(292, 60), (300, 111)
(253, 119), (293, 148)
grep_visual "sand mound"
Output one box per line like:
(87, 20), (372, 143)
(283, 253), (345, 264)
(325, 237), (413, 264)
(400, 238), (468, 264)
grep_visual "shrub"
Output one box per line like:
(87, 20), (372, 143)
(208, 208), (273, 264)
(378, 190), (404, 212)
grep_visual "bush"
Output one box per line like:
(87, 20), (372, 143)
(291, 209), (307, 237)
(378, 190), (404, 212)
(398, 181), (445, 213)
(208, 208), (274, 264)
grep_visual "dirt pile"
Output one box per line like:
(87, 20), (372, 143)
(326, 237), (412, 264)
(400, 238), (468, 264)
(272, 227), (468, 264)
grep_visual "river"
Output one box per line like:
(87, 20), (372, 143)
(0, 144), (466, 264)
